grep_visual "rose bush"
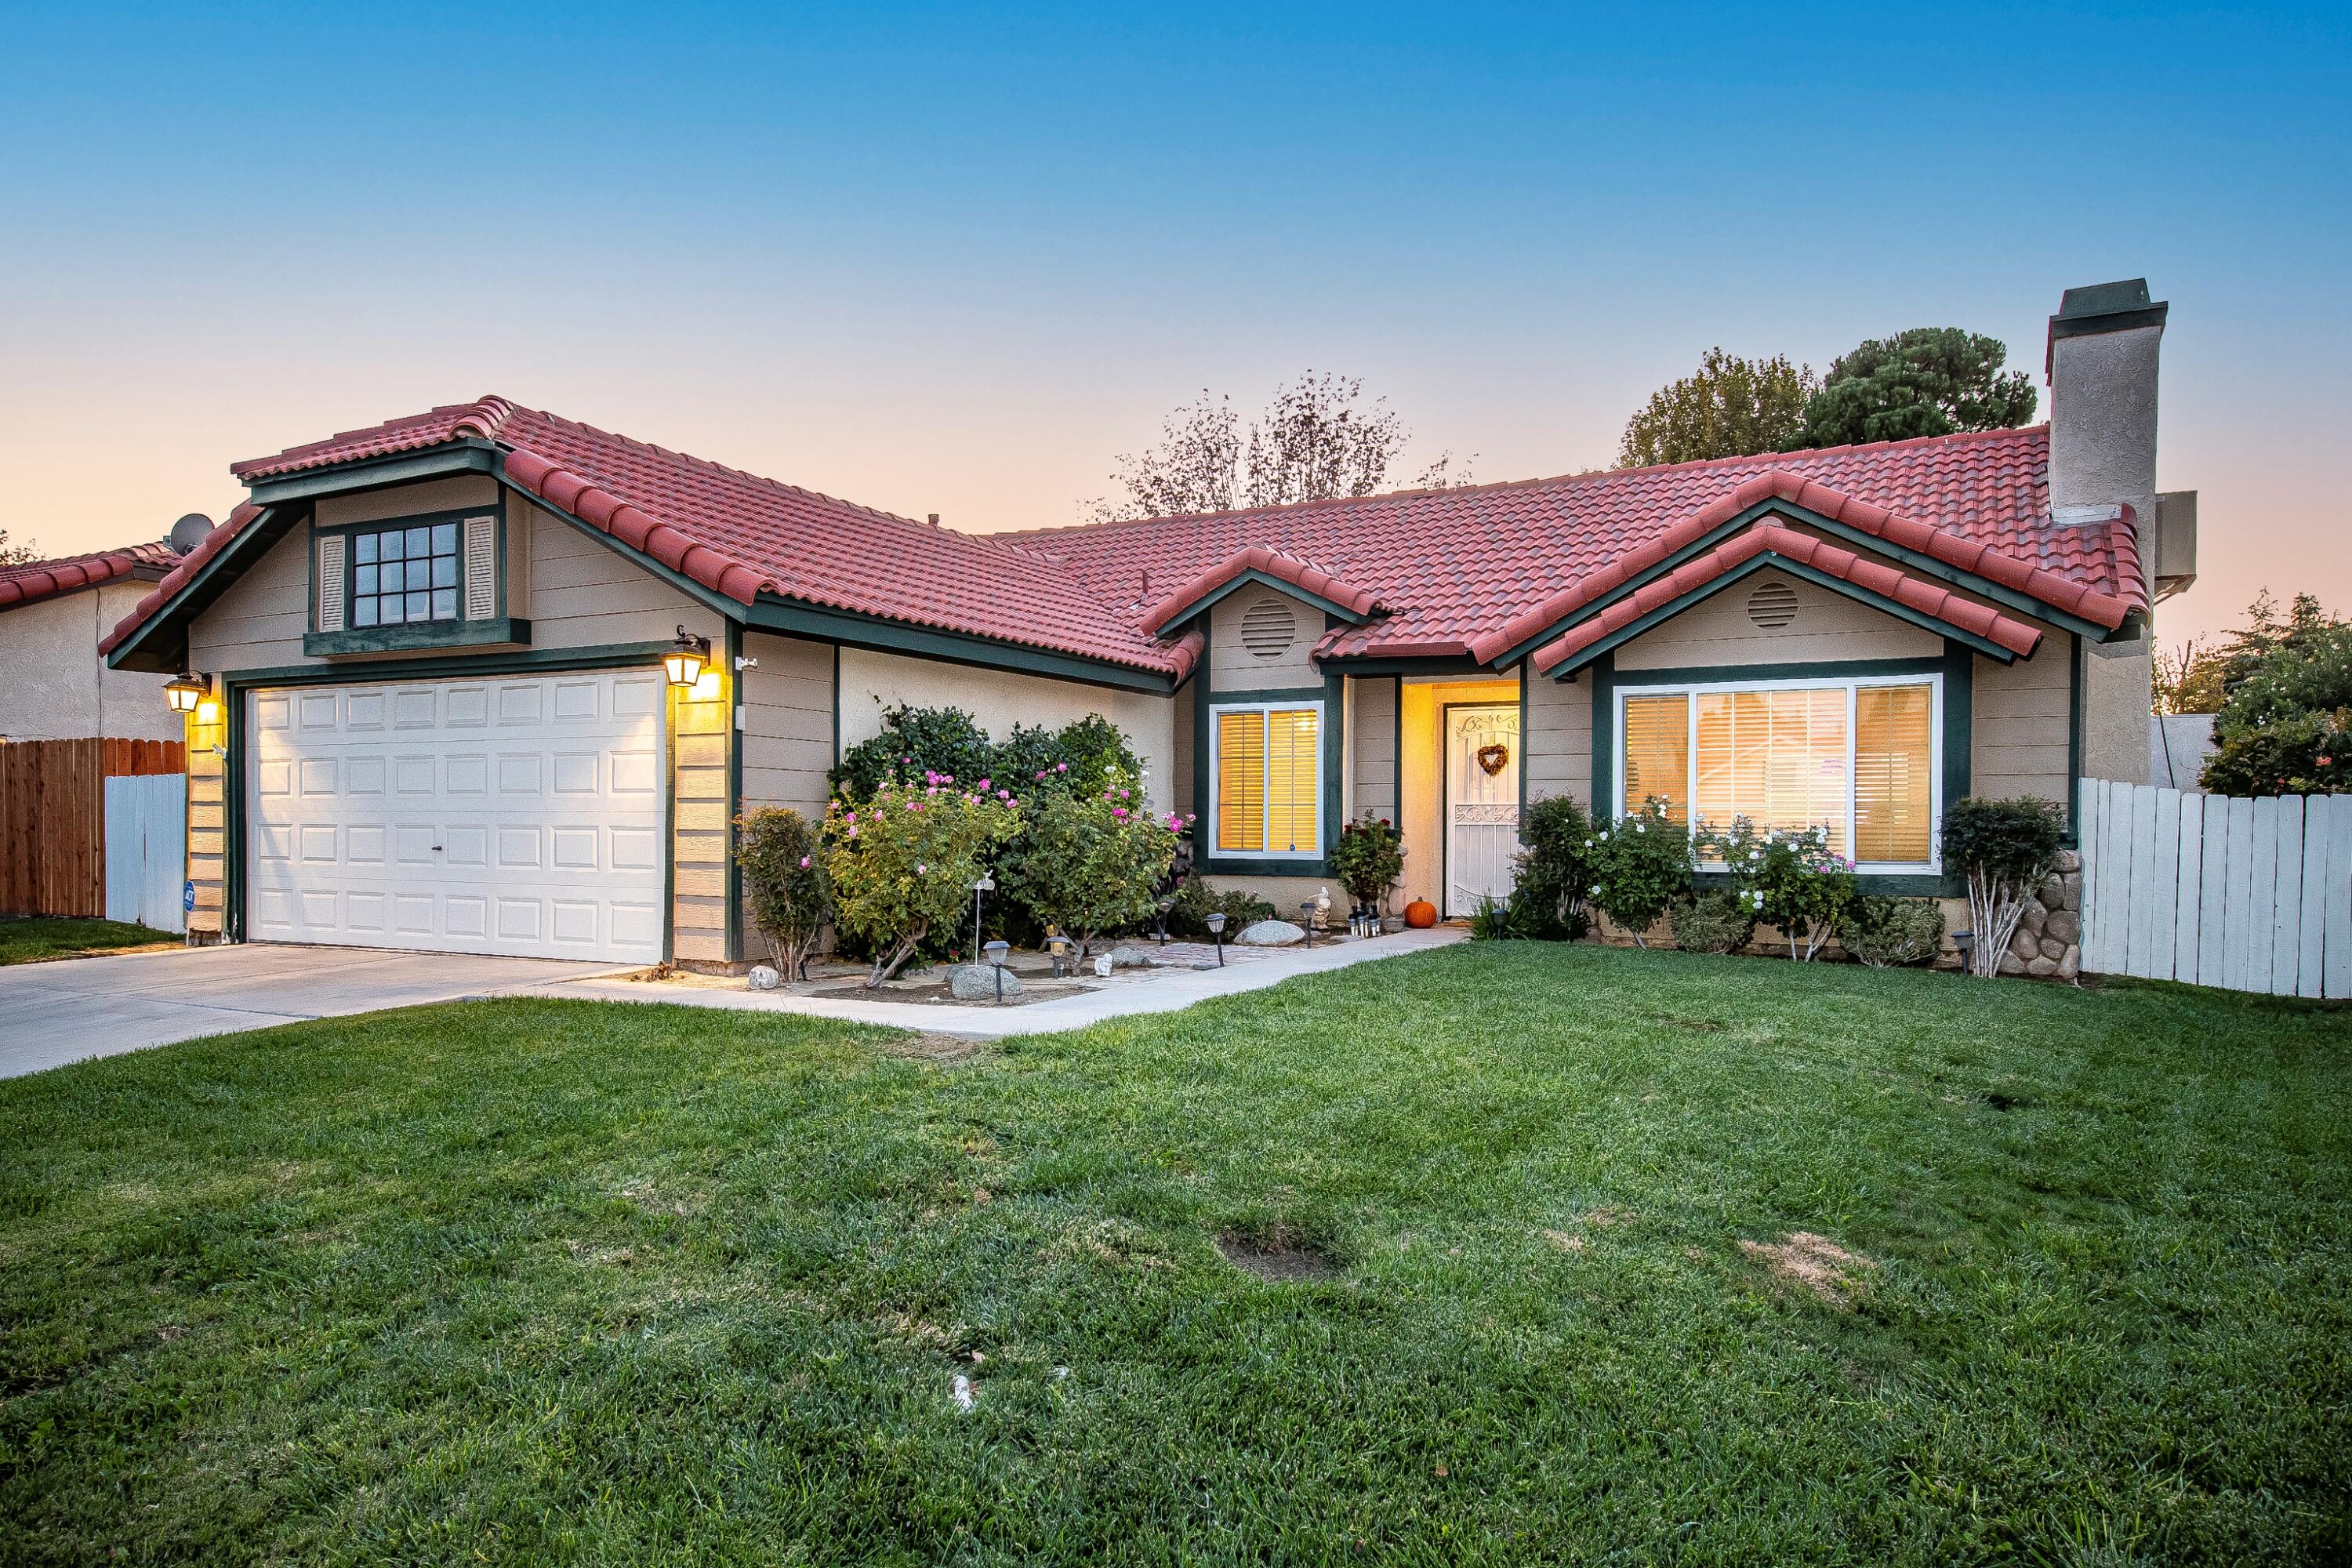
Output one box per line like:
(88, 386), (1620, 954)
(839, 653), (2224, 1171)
(1697, 818), (1857, 962)
(823, 773), (1022, 986)
(1000, 773), (1184, 956)
(1584, 799), (1691, 946)
(734, 807), (830, 980)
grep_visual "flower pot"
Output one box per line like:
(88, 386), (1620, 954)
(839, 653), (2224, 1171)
(1404, 898), (1438, 929)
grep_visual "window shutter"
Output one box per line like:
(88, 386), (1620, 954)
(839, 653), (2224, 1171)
(462, 515), (498, 619)
(316, 535), (347, 632)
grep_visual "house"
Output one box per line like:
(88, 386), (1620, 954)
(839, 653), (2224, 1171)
(1, 526), (203, 743)
(101, 279), (2192, 965)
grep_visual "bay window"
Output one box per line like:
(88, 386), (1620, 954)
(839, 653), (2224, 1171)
(1210, 701), (1323, 858)
(1617, 674), (1941, 869)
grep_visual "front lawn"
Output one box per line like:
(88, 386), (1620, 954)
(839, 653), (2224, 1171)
(0, 916), (174, 966)
(2, 946), (2345, 1563)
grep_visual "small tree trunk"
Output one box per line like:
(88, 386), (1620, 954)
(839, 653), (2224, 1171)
(864, 927), (926, 988)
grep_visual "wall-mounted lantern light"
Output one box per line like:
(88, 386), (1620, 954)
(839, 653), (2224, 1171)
(663, 626), (712, 689)
(165, 673), (206, 715)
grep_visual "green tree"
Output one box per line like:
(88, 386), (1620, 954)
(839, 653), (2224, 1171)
(1799, 328), (2037, 448)
(1617, 348), (1816, 468)
(2199, 597), (2352, 796)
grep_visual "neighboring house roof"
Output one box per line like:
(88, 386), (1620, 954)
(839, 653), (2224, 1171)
(106, 401), (2142, 681)
(0, 541), (180, 615)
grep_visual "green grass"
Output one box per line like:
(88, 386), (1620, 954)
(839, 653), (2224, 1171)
(2, 946), (2347, 1565)
(0, 917), (173, 966)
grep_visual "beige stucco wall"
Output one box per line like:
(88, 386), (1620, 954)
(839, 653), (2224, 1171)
(739, 632), (833, 817)
(2081, 633), (2153, 786)
(1613, 565), (1942, 670)
(0, 580), (183, 742)
(836, 645), (1176, 811)
(1209, 590), (1320, 691)
(1973, 644), (2073, 803)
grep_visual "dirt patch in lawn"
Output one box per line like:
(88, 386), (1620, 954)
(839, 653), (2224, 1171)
(877, 1032), (993, 1063)
(1740, 1231), (1876, 1307)
(1217, 1224), (1341, 1282)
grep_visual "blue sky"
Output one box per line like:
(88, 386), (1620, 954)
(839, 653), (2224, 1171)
(4, 1), (2346, 638)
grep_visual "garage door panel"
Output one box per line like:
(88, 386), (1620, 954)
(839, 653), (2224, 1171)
(247, 669), (666, 962)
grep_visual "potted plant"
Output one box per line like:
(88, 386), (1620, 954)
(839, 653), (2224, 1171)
(1329, 813), (1405, 931)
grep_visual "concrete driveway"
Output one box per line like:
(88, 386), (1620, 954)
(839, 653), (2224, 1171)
(0, 944), (633, 1079)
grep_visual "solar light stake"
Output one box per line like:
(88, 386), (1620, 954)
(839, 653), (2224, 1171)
(1298, 900), (1316, 949)
(971, 873), (994, 964)
(1205, 912), (1225, 966)
(983, 939), (1010, 1002)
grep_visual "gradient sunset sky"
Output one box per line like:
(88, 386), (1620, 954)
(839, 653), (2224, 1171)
(4, 2), (2345, 643)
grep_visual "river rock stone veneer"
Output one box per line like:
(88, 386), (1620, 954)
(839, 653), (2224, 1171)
(2002, 849), (2084, 981)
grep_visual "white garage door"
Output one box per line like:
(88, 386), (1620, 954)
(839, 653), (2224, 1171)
(247, 669), (667, 962)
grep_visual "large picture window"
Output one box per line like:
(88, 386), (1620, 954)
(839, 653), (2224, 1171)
(1617, 674), (1941, 869)
(1210, 701), (1322, 858)
(350, 521), (460, 628)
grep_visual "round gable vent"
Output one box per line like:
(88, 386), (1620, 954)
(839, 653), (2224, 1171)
(1240, 595), (1299, 660)
(1746, 581), (1798, 630)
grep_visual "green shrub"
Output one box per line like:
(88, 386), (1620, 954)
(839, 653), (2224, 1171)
(823, 776), (1022, 986)
(2198, 605), (2350, 795)
(2201, 706), (2350, 797)
(1329, 813), (1405, 911)
(1840, 896), (1946, 967)
(1167, 873), (1274, 940)
(1000, 774), (1182, 955)
(996, 714), (1142, 800)
(1668, 891), (1757, 956)
(1698, 817), (1857, 961)
(734, 808), (830, 979)
(1940, 797), (2065, 979)
(830, 705), (994, 804)
(1586, 799), (1691, 946)
(1512, 795), (1595, 940)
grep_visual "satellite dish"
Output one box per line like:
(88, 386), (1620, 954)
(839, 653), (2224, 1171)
(165, 513), (213, 554)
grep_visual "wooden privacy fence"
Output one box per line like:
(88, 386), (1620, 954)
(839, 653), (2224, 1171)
(0, 739), (184, 920)
(2079, 778), (2352, 999)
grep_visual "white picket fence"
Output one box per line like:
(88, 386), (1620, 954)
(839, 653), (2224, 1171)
(103, 772), (187, 935)
(2078, 779), (2352, 998)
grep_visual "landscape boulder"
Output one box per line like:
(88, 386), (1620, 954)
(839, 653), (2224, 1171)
(1235, 920), (1305, 947)
(747, 965), (781, 991)
(948, 964), (1024, 1000)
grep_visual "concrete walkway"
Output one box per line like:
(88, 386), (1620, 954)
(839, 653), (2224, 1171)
(0, 945), (634, 1078)
(558, 925), (1468, 1038)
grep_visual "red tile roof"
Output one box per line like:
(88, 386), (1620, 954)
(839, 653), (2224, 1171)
(1530, 523), (2047, 675)
(107, 402), (2142, 680)
(1018, 425), (2139, 663)
(100, 505), (264, 655)
(2, 541), (180, 615)
(1475, 468), (2126, 663)
(1138, 546), (1380, 637)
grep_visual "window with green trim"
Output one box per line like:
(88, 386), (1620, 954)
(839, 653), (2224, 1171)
(1210, 701), (1323, 858)
(350, 521), (459, 627)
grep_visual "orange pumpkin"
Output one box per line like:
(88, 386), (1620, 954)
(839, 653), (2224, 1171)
(1404, 898), (1438, 929)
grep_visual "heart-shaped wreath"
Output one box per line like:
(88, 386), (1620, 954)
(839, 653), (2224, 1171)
(1475, 742), (1510, 775)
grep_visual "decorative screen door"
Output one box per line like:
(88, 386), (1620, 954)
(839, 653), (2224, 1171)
(1445, 703), (1521, 916)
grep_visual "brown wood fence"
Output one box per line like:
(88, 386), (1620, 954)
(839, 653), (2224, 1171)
(0, 739), (186, 917)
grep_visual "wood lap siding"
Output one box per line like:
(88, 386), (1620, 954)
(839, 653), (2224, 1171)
(1522, 668), (1588, 808)
(1973, 650), (2071, 802)
(1351, 677), (1397, 822)
(671, 668), (733, 965)
(0, 738), (187, 918)
(738, 633), (833, 818)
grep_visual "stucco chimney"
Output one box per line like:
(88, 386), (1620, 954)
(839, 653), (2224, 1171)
(2047, 278), (2169, 787)
(2046, 278), (2166, 530)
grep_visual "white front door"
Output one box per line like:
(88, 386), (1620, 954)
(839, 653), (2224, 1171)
(1445, 703), (1521, 916)
(246, 670), (667, 962)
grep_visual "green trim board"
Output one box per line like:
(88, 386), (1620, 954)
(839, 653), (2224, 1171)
(104, 503), (303, 672)
(2067, 631), (2084, 843)
(748, 596), (1178, 694)
(1152, 568), (1374, 635)
(1319, 653), (1493, 678)
(1486, 495), (2122, 670)
(725, 620), (744, 964)
(1544, 552), (2021, 679)
(303, 618), (532, 658)
(210, 641), (677, 946)
(243, 442), (501, 507)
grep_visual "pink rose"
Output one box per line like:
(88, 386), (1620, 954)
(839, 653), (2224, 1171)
(1112, 808), (1127, 818)
(799, 855), (810, 869)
